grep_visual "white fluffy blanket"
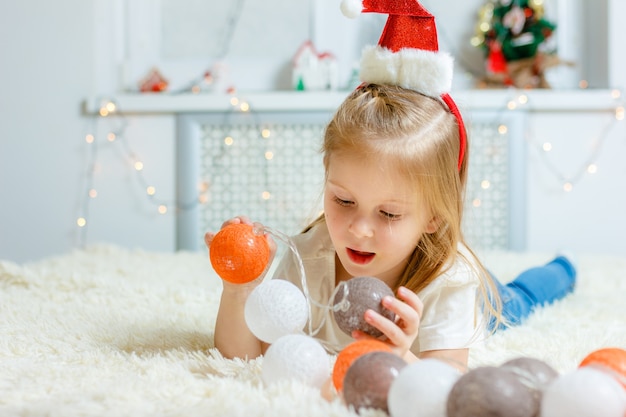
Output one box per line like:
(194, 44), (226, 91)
(1, 246), (625, 416)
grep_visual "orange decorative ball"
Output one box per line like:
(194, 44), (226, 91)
(209, 223), (271, 284)
(579, 347), (626, 389)
(332, 339), (392, 392)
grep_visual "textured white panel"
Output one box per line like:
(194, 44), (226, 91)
(464, 121), (511, 250)
(201, 122), (325, 237)
(200, 117), (512, 250)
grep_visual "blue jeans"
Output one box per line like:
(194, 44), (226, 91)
(490, 256), (576, 330)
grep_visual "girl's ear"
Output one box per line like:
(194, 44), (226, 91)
(425, 216), (440, 234)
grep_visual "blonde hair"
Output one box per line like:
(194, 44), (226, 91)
(306, 83), (502, 327)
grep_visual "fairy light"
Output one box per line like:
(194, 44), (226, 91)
(517, 94), (528, 105)
(79, 75), (623, 251)
(76, 100), (212, 247)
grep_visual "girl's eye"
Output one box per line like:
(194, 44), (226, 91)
(334, 197), (353, 207)
(380, 210), (401, 220)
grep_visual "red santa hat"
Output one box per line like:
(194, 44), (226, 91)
(341, 0), (466, 170)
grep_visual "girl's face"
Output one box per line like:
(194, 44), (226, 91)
(324, 153), (438, 287)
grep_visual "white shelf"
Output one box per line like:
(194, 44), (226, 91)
(84, 89), (623, 115)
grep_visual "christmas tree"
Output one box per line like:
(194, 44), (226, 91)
(472, 0), (563, 88)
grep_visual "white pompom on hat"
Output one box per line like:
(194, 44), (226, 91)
(340, 0), (364, 18)
(340, 0), (466, 170)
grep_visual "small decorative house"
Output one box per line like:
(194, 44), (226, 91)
(292, 40), (339, 91)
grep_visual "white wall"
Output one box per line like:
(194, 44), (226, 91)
(0, 0), (177, 262)
(526, 112), (626, 254)
(1, 1), (94, 262)
(1, 0), (625, 262)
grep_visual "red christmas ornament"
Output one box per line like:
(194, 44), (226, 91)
(209, 223), (271, 284)
(138, 68), (169, 93)
(579, 347), (626, 389)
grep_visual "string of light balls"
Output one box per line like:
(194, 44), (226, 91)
(76, 87), (624, 247)
(492, 88), (625, 193)
(75, 93), (272, 247)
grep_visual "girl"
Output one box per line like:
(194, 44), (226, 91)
(207, 0), (576, 369)
(206, 83), (576, 368)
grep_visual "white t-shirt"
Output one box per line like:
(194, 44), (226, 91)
(271, 222), (482, 355)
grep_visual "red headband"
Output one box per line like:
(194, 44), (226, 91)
(441, 93), (467, 170)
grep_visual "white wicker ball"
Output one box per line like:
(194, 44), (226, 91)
(261, 334), (329, 389)
(388, 358), (461, 417)
(541, 367), (626, 417)
(244, 279), (308, 343)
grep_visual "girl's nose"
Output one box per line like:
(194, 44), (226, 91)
(349, 214), (374, 238)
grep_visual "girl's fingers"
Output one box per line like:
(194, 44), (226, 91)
(358, 289), (423, 353)
(363, 305), (409, 345)
(395, 286), (424, 320)
(204, 232), (215, 248)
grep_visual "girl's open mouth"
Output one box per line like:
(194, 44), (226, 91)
(347, 248), (375, 265)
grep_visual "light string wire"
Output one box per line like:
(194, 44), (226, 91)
(257, 224), (351, 353)
(79, 88), (624, 249)
(514, 89), (624, 191)
(77, 99), (205, 247)
(77, 94), (275, 248)
(465, 88), (625, 195)
(529, 110), (620, 189)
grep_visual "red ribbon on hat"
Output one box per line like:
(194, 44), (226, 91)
(342, 0), (467, 170)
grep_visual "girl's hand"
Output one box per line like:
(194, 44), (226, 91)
(204, 216), (277, 288)
(353, 286), (424, 361)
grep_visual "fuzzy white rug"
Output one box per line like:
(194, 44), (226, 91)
(1, 245), (625, 417)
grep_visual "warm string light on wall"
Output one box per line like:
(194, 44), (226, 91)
(207, 94), (276, 204)
(76, 95), (272, 247)
(488, 88), (624, 193)
(78, 88), (624, 245)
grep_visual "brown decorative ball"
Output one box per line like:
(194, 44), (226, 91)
(332, 339), (392, 392)
(342, 351), (407, 413)
(333, 276), (396, 338)
(501, 356), (559, 390)
(447, 366), (539, 417)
